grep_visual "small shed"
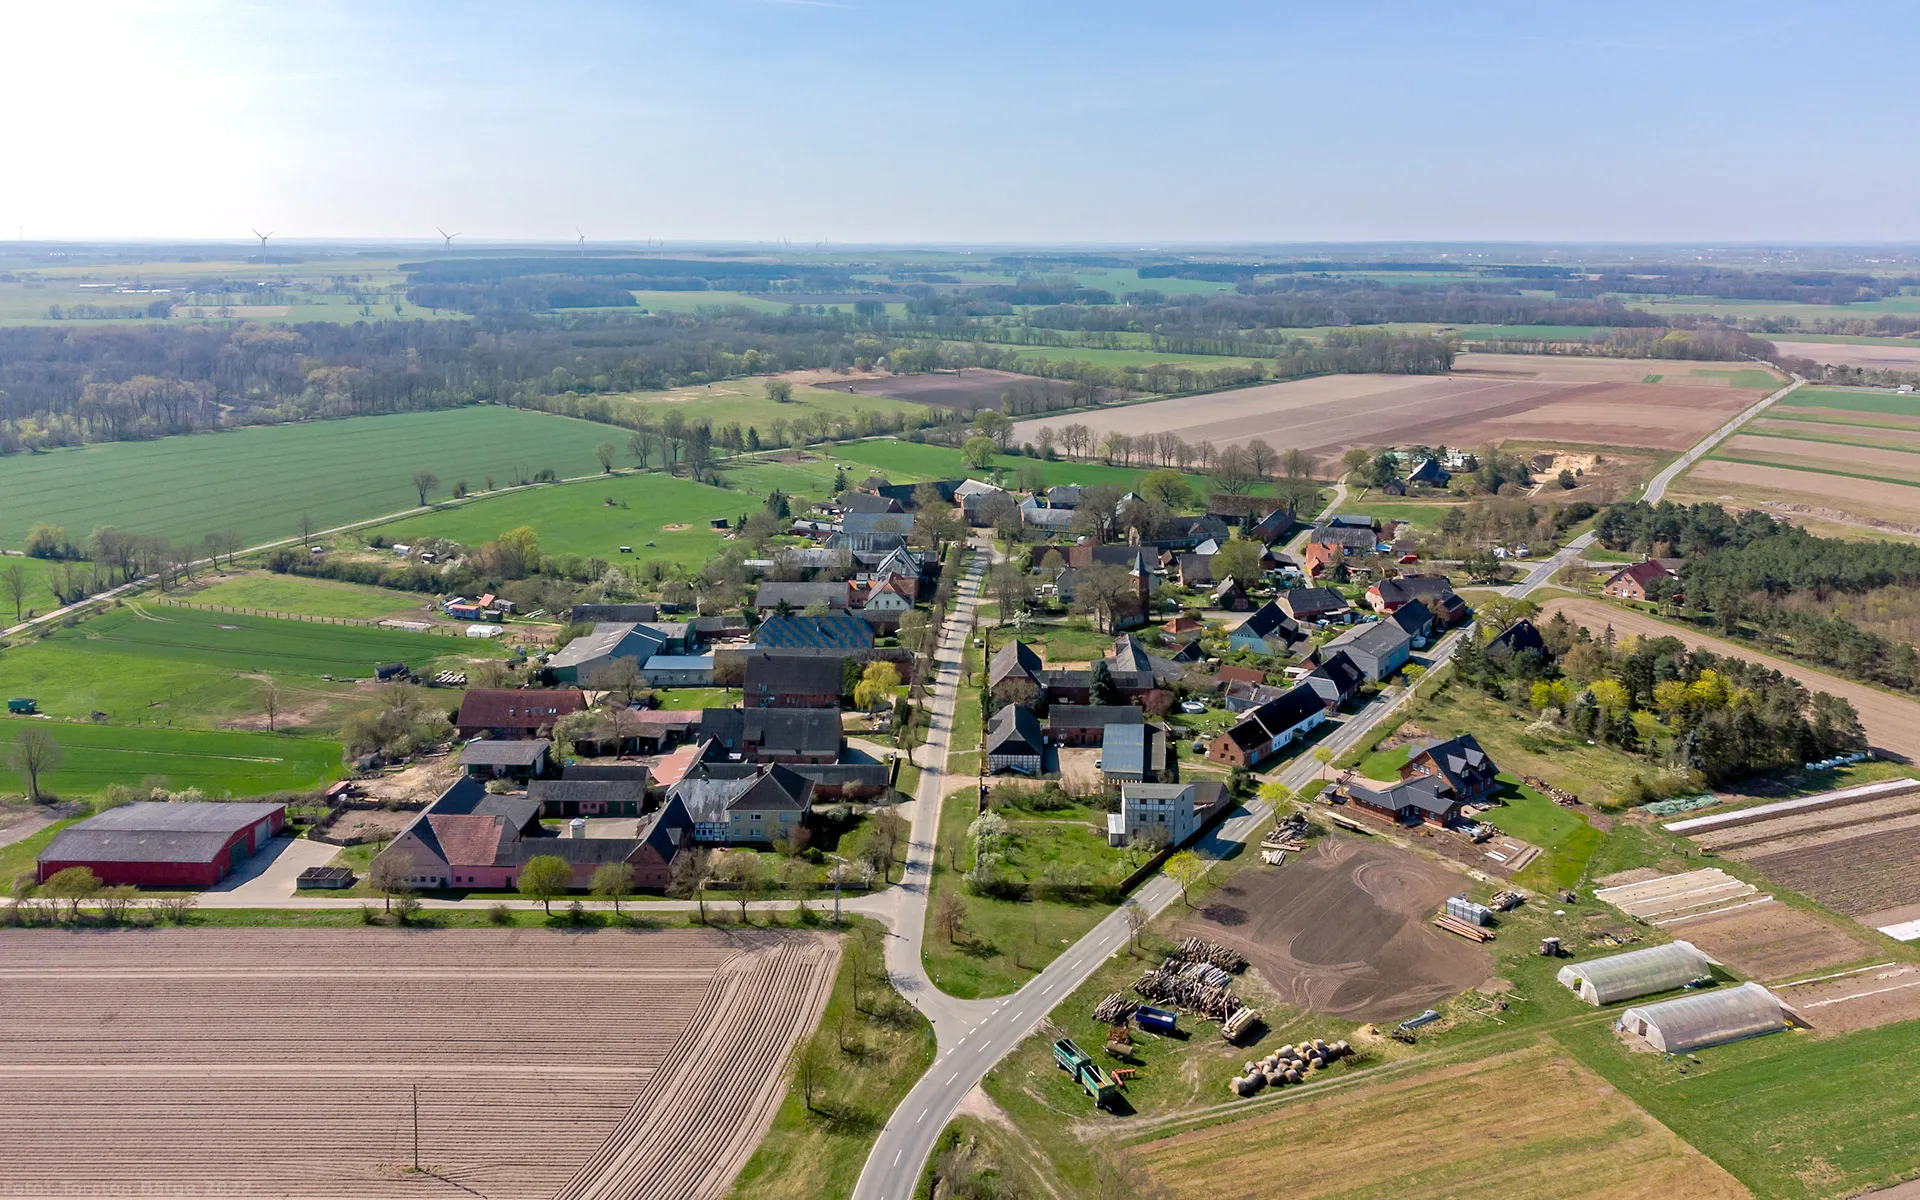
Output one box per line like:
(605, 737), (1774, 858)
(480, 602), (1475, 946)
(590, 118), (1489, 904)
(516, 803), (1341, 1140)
(1557, 940), (1713, 1006)
(458, 737), (552, 782)
(1616, 983), (1790, 1052)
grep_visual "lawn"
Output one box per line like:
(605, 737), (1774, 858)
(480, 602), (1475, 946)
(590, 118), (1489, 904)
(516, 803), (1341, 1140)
(1012, 620), (1115, 663)
(1, 723), (340, 800)
(726, 920), (936, 1200)
(375, 468), (745, 566)
(651, 687), (740, 711)
(183, 571), (425, 620)
(0, 558), (63, 627)
(921, 786), (1121, 999)
(0, 406), (632, 552)
(1553, 1016), (1920, 1200)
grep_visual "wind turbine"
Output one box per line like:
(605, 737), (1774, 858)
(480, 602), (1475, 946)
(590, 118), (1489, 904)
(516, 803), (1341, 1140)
(251, 228), (273, 251)
(436, 226), (460, 251)
(575, 226), (586, 257)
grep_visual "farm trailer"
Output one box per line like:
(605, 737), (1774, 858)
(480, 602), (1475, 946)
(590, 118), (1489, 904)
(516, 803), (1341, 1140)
(1052, 1037), (1121, 1106)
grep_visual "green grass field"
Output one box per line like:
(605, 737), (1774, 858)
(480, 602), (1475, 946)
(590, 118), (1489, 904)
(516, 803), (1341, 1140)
(606, 376), (931, 434)
(184, 572), (425, 619)
(0, 407), (634, 551)
(376, 468), (744, 565)
(0, 604), (492, 725)
(0, 557), (63, 626)
(1554, 1017), (1920, 1200)
(1, 721), (340, 800)
(1775, 387), (1920, 420)
(1627, 294), (1920, 322)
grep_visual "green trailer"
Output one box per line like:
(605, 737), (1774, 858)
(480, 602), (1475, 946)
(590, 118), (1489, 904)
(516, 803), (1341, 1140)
(1051, 1037), (1120, 1106)
(6, 698), (36, 715)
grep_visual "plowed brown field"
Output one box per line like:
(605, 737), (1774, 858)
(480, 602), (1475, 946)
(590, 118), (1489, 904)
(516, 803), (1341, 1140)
(1011, 356), (1759, 466)
(0, 928), (836, 1200)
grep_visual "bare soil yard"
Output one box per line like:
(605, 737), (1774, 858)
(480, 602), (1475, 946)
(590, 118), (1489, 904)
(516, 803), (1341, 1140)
(1453, 353), (1781, 387)
(0, 928), (836, 1200)
(1682, 461), (1920, 527)
(1175, 836), (1488, 1021)
(1748, 826), (1920, 920)
(1667, 903), (1876, 982)
(1538, 598), (1920, 762)
(1129, 1040), (1749, 1200)
(1013, 365), (1753, 468)
(1777, 963), (1920, 1033)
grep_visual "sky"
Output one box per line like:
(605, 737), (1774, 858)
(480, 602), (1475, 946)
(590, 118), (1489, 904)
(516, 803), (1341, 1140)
(3, 0), (1917, 245)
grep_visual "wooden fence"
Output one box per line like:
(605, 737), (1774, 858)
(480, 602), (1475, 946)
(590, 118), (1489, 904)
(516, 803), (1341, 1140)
(160, 599), (464, 635)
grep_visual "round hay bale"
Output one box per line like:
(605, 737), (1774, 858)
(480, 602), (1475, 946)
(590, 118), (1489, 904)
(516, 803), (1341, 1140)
(1284, 1068), (1301, 1083)
(1278, 1044), (1296, 1058)
(1312, 1038), (1327, 1054)
(1308, 1057), (1324, 1070)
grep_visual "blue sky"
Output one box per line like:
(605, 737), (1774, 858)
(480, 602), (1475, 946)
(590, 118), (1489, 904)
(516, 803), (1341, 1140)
(4, 0), (1916, 243)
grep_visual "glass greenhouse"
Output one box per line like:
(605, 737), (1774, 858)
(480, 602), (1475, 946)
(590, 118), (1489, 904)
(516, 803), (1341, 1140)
(1556, 940), (1713, 1005)
(1616, 983), (1789, 1052)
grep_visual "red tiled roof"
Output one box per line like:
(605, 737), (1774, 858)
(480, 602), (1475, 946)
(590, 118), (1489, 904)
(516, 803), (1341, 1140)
(1217, 666), (1266, 686)
(426, 814), (510, 866)
(456, 688), (586, 729)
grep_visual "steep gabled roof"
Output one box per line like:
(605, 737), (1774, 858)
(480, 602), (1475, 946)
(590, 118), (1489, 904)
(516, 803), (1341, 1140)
(744, 653), (845, 697)
(1413, 733), (1497, 794)
(1107, 635), (1152, 675)
(989, 639), (1043, 689)
(1235, 600), (1298, 641)
(456, 689), (586, 730)
(425, 813), (514, 866)
(755, 614), (875, 651)
(1045, 705), (1145, 731)
(1374, 574), (1455, 605)
(986, 704), (1043, 756)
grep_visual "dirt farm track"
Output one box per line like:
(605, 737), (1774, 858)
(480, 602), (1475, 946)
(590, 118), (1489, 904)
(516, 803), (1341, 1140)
(1011, 354), (1768, 465)
(0, 928), (837, 1200)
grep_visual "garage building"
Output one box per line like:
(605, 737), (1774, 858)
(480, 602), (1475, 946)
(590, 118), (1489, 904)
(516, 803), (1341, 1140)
(37, 801), (286, 887)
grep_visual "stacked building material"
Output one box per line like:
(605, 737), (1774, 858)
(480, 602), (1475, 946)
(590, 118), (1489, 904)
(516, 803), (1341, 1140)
(1092, 993), (1138, 1024)
(1133, 963), (1240, 1020)
(1178, 937), (1247, 974)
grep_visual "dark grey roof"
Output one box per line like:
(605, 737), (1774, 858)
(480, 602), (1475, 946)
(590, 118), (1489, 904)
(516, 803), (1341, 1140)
(562, 762), (653, 782)
(62, 800), (283, 835)
(459, 738), (551, 767)
(1220, 683), (1325, 753)
(989, 640), (1043, 689)
(1107, 635), (1152, 676)
(986, 704), (1043, 756)
(842, 510), (915, 537)
(1332, 620), (1413, 661)
(787, 762), (891, 788)
(1045, 705), (1144, 731)
(1236, 600), (1300, 641)
(1305, 650), (1365, 698)
(1375, 575), (1455, 605)
(1416, 734), (1498, 793)
(528, 779), (649, 806)
(1280, 587), (1348, 618)
(754, 582), (851, 609)
(755, 614), (875, 651)
(569, 603), (658, 623)
(701, 708), (843, 754)
(427, 777), (542, 830)
(838, 492), (904, 514)
(1489, 618), (1547, 658)
(39, 801), (284, 868)
(1310, 525), (1377, 550)
(1347, 775), (1455, 817)
(670, 762), (814, 823)
(1389, 599), (1435, 636)
(744, 653), (845, 697)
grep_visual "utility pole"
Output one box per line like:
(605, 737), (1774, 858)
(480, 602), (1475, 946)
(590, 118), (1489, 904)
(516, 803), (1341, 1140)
(412, 1083), (420, 1172)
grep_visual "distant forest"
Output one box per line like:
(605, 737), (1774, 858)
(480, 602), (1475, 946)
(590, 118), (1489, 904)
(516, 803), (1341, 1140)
(0, 254), (1854, 453)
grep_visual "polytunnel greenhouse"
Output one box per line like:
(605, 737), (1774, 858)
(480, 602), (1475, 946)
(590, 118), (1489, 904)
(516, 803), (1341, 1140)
(1556, 940), (1713, 1005)
(1616, 983), (1790, 1052)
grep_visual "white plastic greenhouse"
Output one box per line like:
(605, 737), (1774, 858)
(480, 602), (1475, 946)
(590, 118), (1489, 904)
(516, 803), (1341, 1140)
(1616, 983), (1790, 1052)
(1556, 940), (1713, 1005)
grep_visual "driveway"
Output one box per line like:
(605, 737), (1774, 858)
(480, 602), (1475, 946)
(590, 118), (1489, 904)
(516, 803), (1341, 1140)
(205, 837), (340, 901)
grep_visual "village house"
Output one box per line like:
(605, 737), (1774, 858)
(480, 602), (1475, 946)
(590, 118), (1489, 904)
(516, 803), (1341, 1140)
(1106, 781), (1230, 849)
(1602, 559), (1679, 600)
(1321, 619), (1413, 683)
(1367, 574), (1456, 615)
(669, 761), (815, 846)
(1279, 586), (1351, 624)
(985, 704), (1044, 775)
(640, 654), (715, 687)
(1046, 705), (1145, 747)
(1207, 683), (1327, 768)
(457, 738), (552, 783)
(1301, 542), (1343, 579)
(698, 708), (843, 764)
(1228, 600), (1305, 656)
(547, 621), (688, 684)
(743, 653), (845, 708)
(1302, 650), (1365, 710)
(1342, 734), (1500, 826)
(1212, 577), (1251, 611)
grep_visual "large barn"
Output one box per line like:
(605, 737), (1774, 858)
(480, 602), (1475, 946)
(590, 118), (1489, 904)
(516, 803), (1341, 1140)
(37, 801), (286, 887)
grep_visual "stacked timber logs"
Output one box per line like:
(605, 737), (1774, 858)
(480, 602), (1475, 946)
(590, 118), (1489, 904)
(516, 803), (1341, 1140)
(1524, 774), (1580, 806)
(1134, 962), (1240, 1021)
(1092, 993), (1138, 1024)
(1177, 937), (1247, 974)
(1433, 912), (1496, 942)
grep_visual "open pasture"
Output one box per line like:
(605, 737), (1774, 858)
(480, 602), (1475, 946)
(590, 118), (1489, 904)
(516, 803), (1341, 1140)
(1012, 358), (1762, 467)
(0, 720), (340, 799)
(0, 928), (836, 1200)
(1174, 836), (1489, 1021)
(375, 468), (743, 565)
(0, 406), (628, 552)
(608, 373), (931, 432)
(183, 571), (430, 620)
(1130, 1041), (1748, 1200)
(52, 604), (492, 680)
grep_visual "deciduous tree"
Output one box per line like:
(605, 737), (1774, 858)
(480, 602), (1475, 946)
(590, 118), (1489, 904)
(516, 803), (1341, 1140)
(9, 727), (60, 803)
(590, 862), (635, 914)
(411, 471), (439, 506)
(518, 855), (573, 915)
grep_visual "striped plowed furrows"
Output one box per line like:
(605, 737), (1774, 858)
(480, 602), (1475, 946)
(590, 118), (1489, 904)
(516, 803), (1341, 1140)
(557, 932), (839, 1200)
(0, 928), (829, 1200)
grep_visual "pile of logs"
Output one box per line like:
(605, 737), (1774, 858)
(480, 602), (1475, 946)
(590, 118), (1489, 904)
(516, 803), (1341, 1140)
(1524, 774), (1580, 806)
(1134, 962), (1241, 1021)
(1178, 937), (1247, 974)
(1092, 992), (1138, 1024)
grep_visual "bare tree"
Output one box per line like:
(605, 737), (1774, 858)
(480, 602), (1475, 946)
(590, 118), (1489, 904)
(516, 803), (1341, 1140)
(411, 471), (439, 506)
(1245, 438), (1277, 481)
(297, 513), (317, 551)
(933, 891), (969, 943)
(670, 848), (714, 923)
(1281, 447), (1315, 480)
(989, 562), (1030, 626)
(788, 1030), (829, 1113)
(9, 727), (60, 803)
(262, 680), (281, 733)
(595, 442), (616, 473)
(1070, 564), (1134, 634)
(1, 561), (26, 624)
(1123, 897), (1147, 951)
(367, 847), (416, 913)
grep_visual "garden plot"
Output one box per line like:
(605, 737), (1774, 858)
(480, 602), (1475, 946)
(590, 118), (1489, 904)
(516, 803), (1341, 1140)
(0, 928), (836, 1200)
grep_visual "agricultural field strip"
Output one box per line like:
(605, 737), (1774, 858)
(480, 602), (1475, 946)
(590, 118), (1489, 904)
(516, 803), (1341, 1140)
(0, 929), (834, 1200)
(1592, 869), (1766, 921)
